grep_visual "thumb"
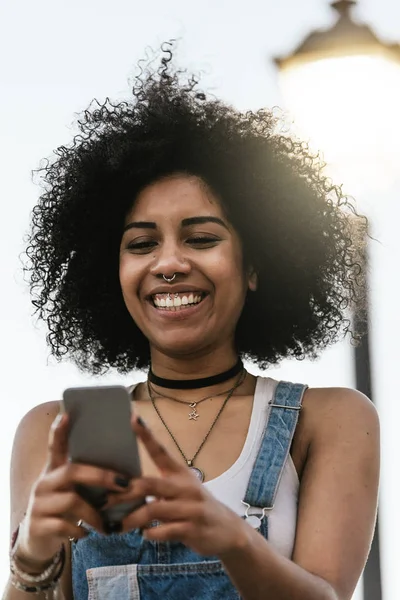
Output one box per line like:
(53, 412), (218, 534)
(46, 412), (70, 471)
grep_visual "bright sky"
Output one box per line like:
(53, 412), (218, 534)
(1, 1), (400, 598)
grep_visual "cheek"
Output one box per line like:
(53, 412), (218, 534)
(119, 258), (140, 301)
(216, 268), (248, 312)
(213, 247), (247, 298)
(118, 261), (129, 296)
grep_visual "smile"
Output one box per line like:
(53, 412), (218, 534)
(151, 292), (206, 311)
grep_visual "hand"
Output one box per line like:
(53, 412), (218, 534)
(16, 413), (136, 565)
(104, 415), (250, 558)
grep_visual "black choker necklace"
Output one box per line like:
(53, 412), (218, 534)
(148, 359), (244, 390)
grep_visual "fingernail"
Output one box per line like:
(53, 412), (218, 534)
(114, 476), (130, 488)
(104, 521), (122, 534)
(137, 416), (146, 428)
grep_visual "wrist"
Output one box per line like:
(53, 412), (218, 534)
(10, 544), (66, 593)
(13, 545), (56, 574)
(218, 518), (253, 562)
(11, 524), (63, 576)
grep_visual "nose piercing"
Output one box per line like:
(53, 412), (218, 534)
(163, 274), (176, 283)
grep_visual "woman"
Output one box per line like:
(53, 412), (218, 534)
(6, 46), (379, 600)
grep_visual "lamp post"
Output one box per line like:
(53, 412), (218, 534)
(274, 2), (400, 599)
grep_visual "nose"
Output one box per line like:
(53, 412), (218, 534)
(149, 239), (191, 279)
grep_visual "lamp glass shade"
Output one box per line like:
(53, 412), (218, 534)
(278, 53), (400, 198)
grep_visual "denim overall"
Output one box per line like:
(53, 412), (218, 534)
(71, 380), (307, 599)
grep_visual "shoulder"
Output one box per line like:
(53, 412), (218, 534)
(287, 384), (379, 481)
(297, 385), (380, 490)
(12, 400), (61, 483)
(22, 400), (61, 421)
(14, 400), (61, 444)
(10, 401), (61, 531)
(301, 386), (379, 445)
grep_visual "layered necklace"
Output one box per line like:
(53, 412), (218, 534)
(146, 362), (246, 483)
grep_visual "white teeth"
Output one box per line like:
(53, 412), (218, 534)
(152, 292), (204, 309)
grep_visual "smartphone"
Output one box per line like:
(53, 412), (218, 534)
(62, 385), (145, 525)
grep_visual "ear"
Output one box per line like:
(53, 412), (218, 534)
(247, 268), (258, 292)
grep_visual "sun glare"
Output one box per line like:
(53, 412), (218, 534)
(278, 54), (400, 197)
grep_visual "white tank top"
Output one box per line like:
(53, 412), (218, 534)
(130, 376), (299, 559)
(204, 376), (299, 559)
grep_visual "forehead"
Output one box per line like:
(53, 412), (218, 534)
(127, 175), (225, 222)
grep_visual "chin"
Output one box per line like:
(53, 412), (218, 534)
(152, 335), (211, 359)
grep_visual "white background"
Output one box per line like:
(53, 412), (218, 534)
(1, 1), (400, 598)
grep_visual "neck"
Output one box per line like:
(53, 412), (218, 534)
(144, 345), (255, 401)
(149, 359), (243, 390)
(149, 345), (239, 382)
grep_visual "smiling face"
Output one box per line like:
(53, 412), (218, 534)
(119, 174), (255, 363)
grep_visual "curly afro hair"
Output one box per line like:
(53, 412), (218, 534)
(24, 43), (367, 375)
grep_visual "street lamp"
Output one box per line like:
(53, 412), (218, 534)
(275, 0), (400, 199)
(274, 2), (400, 600)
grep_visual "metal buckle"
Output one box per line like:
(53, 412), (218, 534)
(241, 500), (273, 530)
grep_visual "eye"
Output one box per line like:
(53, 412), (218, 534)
(187, 236), (221, 247)
(126, 240), (158, 253)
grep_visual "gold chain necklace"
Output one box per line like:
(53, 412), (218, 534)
(147, 370), (246, 482)
(148, 369), (246, 421)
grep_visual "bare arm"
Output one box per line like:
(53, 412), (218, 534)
(3, 402), (72, 600)
(3, 395), (148, 600)
(219, 387), (380, 600)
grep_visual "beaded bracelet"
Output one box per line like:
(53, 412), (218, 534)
(10, 546), (65, 597)
(10, 553), (65, 599)
(10, 545), (65, 583)
(10, 545), (65, 584)
(10, 524), (65, 591)
(10, 576), (59, 595)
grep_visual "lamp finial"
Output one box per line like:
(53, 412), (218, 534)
(331, 0), (356, 17)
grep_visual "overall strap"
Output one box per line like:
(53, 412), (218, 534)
(243, 380), (307, 512)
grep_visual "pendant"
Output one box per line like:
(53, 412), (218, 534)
(189, 466), (205, 483)
(188, 403), (199, 421)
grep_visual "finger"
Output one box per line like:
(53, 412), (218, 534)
(105, 475), (199, 509)
(142, 521), (190, 542)
(122, 498), (199, 532)
(47, 412), (70, 471)
(33, 491), (106, 533)
(132, 415), (183, 474)
(31, 517), (89, 542)
(38, 463), (133, 495)
(67, 520), (91, 541)
(122, 500), (201, 531)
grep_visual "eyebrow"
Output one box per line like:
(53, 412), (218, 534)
(182, 216), (228, 229)
(123, 216), (229, 233)
(123, 221), (156, 232)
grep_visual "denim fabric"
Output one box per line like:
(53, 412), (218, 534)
(71, 379), (307, 599)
